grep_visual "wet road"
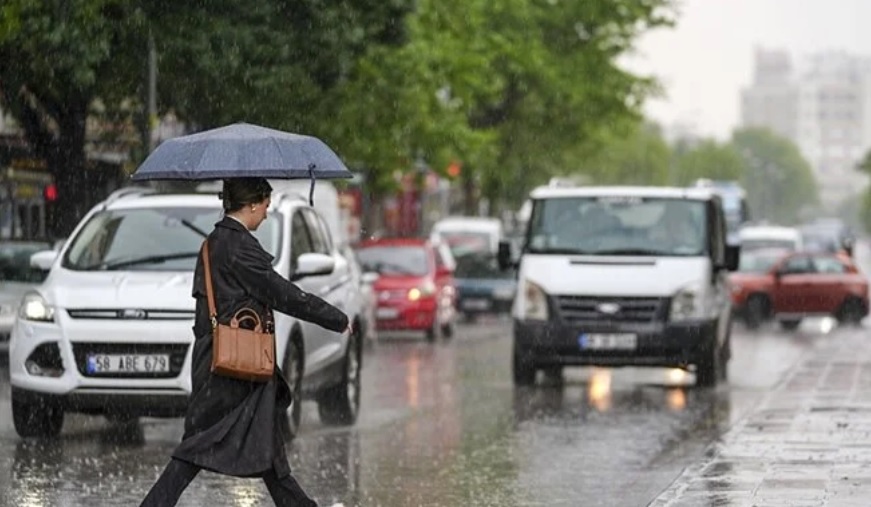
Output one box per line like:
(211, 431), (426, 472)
(0, 316), (841, 507)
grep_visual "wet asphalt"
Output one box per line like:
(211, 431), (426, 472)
(0, 314), (839, 507)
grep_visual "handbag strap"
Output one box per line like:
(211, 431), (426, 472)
(201, 240), (218, 329)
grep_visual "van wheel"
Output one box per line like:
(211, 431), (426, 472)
(837, 297), (865, 326)
(281, 338), (304, 441)
(318, 329), (362, 426)
(779, 318), (802, 331)
(695, 344), (720, 388)
(12, 392), (64, 438)
(513, 343), (536, 386)
(744, 294), (769, 330)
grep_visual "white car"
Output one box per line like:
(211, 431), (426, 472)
(9, 187), (365, 439)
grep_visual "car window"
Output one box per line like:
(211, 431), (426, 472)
(0, 241), (52, 282)
(316, 214), (334, 253)
(813, 256), (847, 274)
(62, 207), (281, 271)
(302, 209), (330, 255)
(291, 211), (314, 270)
(780, 256), (815, 275)
(357, 245), (429, 276)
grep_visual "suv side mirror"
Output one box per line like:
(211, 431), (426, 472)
(497, 240), (513, 271)
(723, 245), (740, 272)
(31, 250), (59, 272)
(292, 253), (335, 281)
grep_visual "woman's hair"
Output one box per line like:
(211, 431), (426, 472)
(219, 178), (273, 212)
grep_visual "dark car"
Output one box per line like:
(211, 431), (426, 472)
(453, 252), (516, 321)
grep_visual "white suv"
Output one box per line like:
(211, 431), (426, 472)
(10, 187), (364, 438)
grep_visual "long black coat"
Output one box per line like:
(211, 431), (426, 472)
(172, 216), (349, 477)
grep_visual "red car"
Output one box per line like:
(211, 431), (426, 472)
(730, 248), (869, 330)
(355, 238), (457, 341)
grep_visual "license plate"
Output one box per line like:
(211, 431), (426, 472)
(578, 333), (637, 350)
(86, 354), (170, 374)
(462, 298), (491, 310)
(376, 307), (400, 319)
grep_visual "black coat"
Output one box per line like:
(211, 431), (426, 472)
(172, 216), (349, 477)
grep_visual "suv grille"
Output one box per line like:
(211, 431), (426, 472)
(556, 296), (667, 324)
(67, 309), (194, 320)
(71, 342), (189, 378)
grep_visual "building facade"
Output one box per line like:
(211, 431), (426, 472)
(741, 48), (871, 210)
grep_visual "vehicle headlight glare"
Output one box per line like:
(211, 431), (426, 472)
(19, 293), (55, 322)
(523, 280), (548, 321)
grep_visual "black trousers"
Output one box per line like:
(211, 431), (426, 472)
(140, 458), (317, 507)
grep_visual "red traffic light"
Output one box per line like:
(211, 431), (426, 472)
(44, 183), (58, 202)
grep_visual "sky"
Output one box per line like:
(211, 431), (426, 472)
(621, 0), (871, 140)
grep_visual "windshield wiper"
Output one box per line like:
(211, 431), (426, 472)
(181, 219), (209, 238)
(96, 252), (201, 270)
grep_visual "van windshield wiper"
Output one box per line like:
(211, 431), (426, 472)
(96, 252), (201, 270)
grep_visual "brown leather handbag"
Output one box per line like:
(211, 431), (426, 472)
(202, 241), (275, 382)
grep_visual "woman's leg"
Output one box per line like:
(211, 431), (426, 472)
(140, 458), (201, 507)
(262, 468), (318, 507)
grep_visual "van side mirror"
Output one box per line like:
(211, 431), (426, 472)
(724, 245), (740, 272)
(497, 240), (513, 271)
(31, 250), (59, 272)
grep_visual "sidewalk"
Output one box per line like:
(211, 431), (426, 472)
(650, 328), (871, 507)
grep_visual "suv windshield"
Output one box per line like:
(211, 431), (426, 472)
(62, 207), (282, 271)
(0, 241), (52, 283)
(357, 245), (429, 276)
(526, 196), (708, 256)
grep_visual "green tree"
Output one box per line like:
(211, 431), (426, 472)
(672, 139), (744, 185)
(731, 127), (818, 224)
(0, 0), (413, 234)
(328, 0), (675, 207)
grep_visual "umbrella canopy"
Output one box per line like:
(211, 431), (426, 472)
(130, 122), (352, 182)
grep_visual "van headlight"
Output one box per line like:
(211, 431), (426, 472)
(523, 280), (549, 321)
(19, 292), (55, 322)
(669, 284), (705, 322)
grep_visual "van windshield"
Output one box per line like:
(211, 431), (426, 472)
(526, 196), (708, 256)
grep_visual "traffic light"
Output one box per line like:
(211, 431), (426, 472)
(43, 183), (58, 202)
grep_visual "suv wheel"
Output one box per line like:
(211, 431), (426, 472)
(282, 338), (303, 441)
(317, 328), (362, 426)
(12, 392), (64, 438)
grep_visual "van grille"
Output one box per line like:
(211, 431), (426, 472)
(555, 296), (667, 324)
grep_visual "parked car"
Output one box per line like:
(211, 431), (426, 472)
(453, 251), (517, 321)
(356, 237), (457, 341)
(499, 185), (740, 387)
(730, 249), (868, 330)
(9, 187), (365, 438)
(738, 225), (802, 253)
(0, 240), (53, 351)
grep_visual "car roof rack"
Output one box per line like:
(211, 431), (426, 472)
(102, 186), (158, 208)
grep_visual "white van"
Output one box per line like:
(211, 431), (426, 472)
(498, 186), (740, 387)
(738, 225), (803, 252)
(431, 216), (503, 257)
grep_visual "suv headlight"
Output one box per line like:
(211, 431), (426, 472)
(670, 283), (705, 322)
(19, 292), (55, 322)
(408, 281), (437, 301)
(523, 279), (549, 321)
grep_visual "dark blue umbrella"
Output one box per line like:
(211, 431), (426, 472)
(130, 122), (352, 204)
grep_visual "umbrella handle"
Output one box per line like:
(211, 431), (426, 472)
(308, 164), (315, 206)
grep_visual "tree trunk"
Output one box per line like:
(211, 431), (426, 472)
(462, 169), (477, 216)
(49, 104), (90, 238)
